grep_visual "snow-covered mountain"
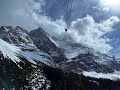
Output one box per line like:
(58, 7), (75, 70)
(38, 27), (120, 73)
(29, 26), (120, 74)
(1, 25), (120, 89)
(0, 26), (54, 65)
(0, 26), (32, 44)
(0, 25), (120, 78)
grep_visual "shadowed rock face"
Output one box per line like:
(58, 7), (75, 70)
(29, 27), (67, 63)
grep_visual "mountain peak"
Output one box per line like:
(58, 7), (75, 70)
(31, 27), (48, 35)
(0, 26), (10, 32)
(29, 27), (66, 63)
(0, 26), (33, 44)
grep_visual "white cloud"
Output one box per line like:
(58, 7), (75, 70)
(34, 15), (119, 53)
(13, 0), (120, 53)
(36, 15), (119, 53)
(69, 15), (119, 53)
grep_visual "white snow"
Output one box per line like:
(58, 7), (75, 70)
(55, 39), (92, 59)
(0, 39), (20, 62)
(83, 71), (120, 80)
(47, 35), (60, 48)
(20, 50), (51, 65)
(66, 59), (74, 63)
(0, 39), (52, 66)
(19, 44), (53, 65)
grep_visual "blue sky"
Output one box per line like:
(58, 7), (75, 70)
(0, 0), (120, 57)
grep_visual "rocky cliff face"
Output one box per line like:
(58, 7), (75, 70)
(29, 27), (67, 63)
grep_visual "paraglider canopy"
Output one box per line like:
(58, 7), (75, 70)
(65, 28), (68, 32)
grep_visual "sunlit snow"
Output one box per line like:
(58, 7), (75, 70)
(83, 71), (120, 80)
(0, 39), (20, 62)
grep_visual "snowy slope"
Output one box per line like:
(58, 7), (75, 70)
(0, 26), (33, 44)
(0, 38), (54, 65)
(83, 71), (120, 80)
(55, 38), (94, 59)
(19, 44), (54, 65)
(0, 39), (20, 62)
(0, 26), (55, 66)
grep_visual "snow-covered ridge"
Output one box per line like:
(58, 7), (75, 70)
(0, 26), (33, 44)
(20, 44), (53, 65)
(83, 71), (120, 80)
(0, 26), (54, 66)
(0, 39), (20, 62)
(0, 38), (53, 66)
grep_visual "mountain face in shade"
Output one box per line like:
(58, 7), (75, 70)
(29, 27), (67, 63)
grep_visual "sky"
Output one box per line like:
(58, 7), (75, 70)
(0, 0), (120, 57)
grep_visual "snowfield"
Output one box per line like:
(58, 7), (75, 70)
(83, 71), (120, 80)
(0, 39), (53, 66)
(0, 39), (20, 62)
(20, 48), (53, 65)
